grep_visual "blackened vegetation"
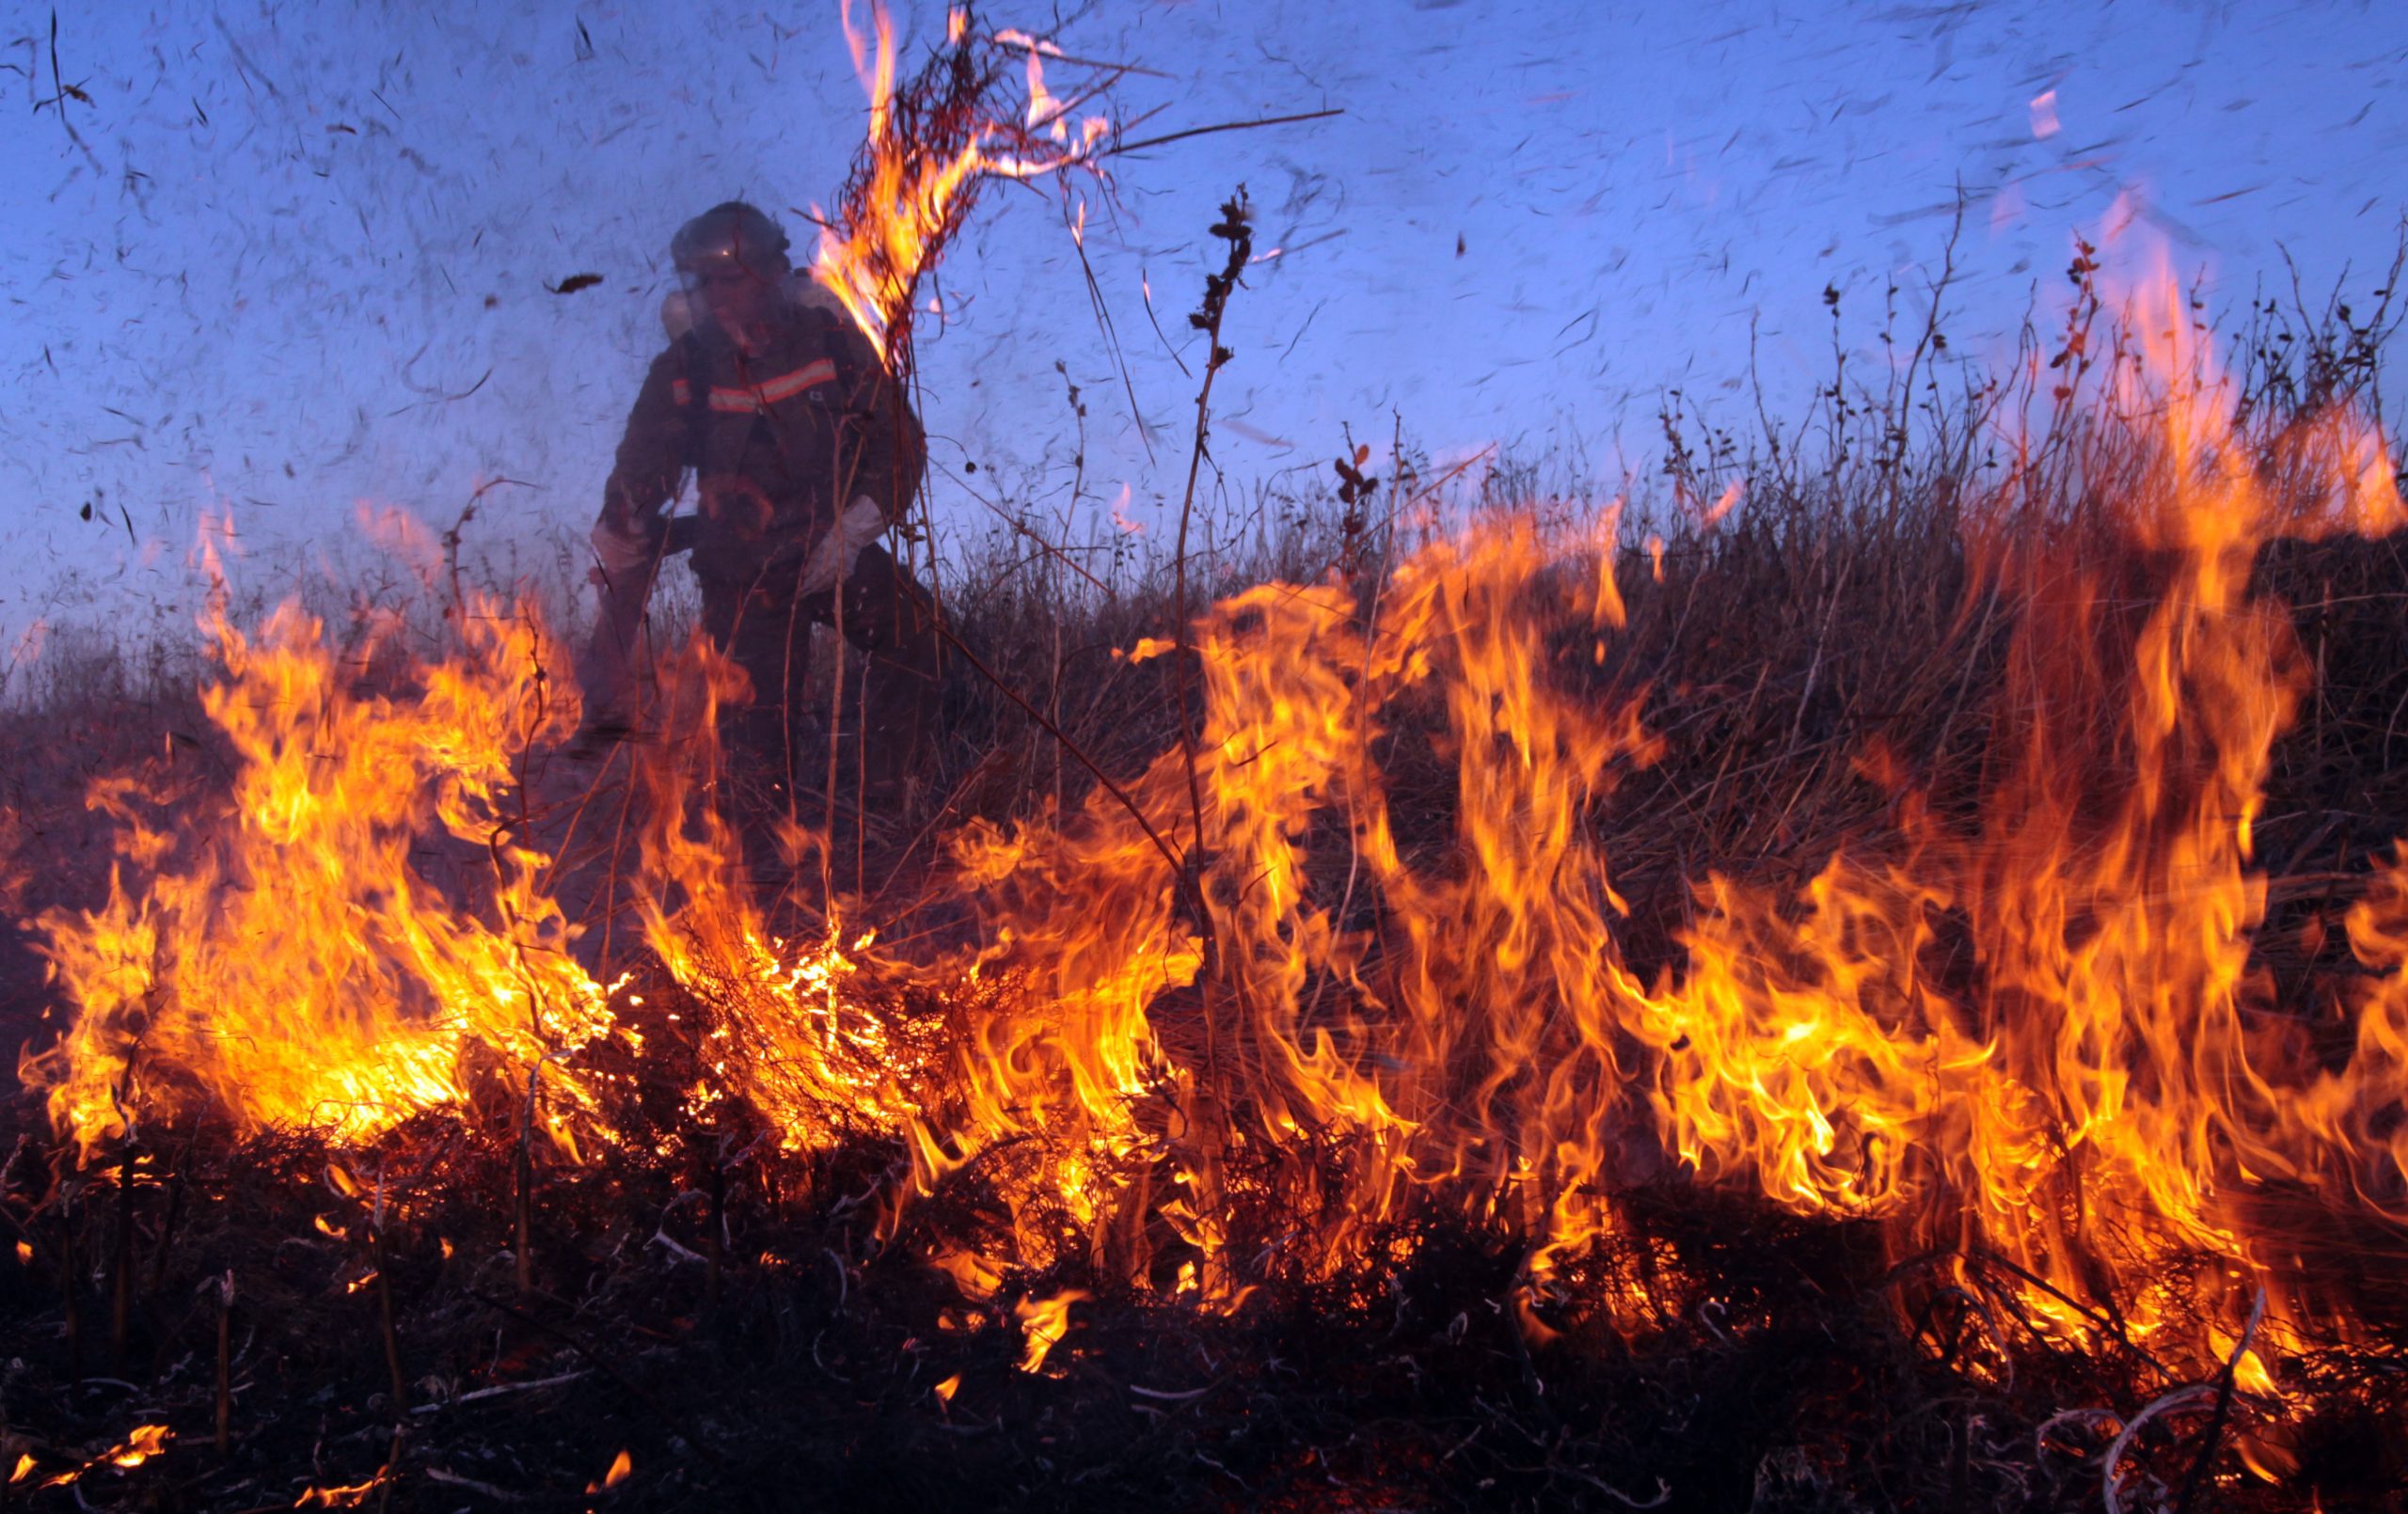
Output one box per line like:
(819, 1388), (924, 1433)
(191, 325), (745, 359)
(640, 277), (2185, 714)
(10, 517), (2408, 1509)
(2, 1039), (2404, 1511)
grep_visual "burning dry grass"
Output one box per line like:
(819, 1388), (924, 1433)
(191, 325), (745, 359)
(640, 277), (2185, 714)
(6, 276), (2408, 1508)
(1, 1109), (2400, 1509)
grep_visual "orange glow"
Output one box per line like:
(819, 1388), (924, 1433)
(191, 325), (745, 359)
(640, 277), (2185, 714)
(812, 5), (1108, 363)
(18, 261), (2408, 1391)
(109, 1423), (167, 1468)
(1015, 1287), (1087, 1373)
(586, 1450), (633, 1493)
(18, 593), (612, 1159)
(38, 1424), (173, 1489)
(1699, 477), (1743, 528)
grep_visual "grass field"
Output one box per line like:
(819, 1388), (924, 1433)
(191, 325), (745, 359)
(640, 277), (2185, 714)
(3, 259), (2406, 1509)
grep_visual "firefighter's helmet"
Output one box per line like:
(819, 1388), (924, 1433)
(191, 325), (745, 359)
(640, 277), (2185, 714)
(670, 201), (790, 281)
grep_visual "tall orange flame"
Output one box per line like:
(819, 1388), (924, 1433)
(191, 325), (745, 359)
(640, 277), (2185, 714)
(810, 2), (1107, 363)
(20, 270), (2408, 1387)
(21, 595), (609, 1156)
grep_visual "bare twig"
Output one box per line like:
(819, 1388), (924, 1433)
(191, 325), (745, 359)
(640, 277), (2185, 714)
(214, 1270), (233, 1455)
(408, 1369), (589, 1415)
(108, 1143), (135, 1369)
(1172, 190), (1256, 976)
(2172, 1289), (2268, 1514)
(421, 1467), (525, 1503)
(467, 1289), (723, 1463)
(2100, 1384), (2215, 1514)
(1110, 108), (1343, 158)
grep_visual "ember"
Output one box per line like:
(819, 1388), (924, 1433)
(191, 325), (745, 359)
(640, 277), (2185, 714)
(810, 2), (1109, 365)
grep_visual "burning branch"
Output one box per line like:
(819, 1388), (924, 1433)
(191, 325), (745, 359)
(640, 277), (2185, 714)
(808, 3), (1114, 373)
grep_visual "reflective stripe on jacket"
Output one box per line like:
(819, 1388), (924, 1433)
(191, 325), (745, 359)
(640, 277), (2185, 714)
(600, 300), (924, 590)
(705, 359), (836, 413)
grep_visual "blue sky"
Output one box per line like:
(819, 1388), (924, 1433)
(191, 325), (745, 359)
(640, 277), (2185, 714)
(5, 0), (2405, 635)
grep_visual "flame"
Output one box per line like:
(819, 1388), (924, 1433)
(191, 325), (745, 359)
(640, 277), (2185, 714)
(17, 262), (2408, 1388)
(811, 4), (1107, 362)
(586, 1449), (633, 1493)
(831, 267), (2401, 1356)
(19, 595), (610, 1158)
(35, 1425), (172, 1490)
(1015, 1286), (1087, 1372)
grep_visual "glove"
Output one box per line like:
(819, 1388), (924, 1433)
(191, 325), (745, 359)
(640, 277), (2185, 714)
(698, 474), (777, 536)
(589, 514), (655, 586)
(798, 497), (888, 596)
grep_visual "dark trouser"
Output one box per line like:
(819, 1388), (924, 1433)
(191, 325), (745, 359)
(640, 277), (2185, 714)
(576, 516), (702, 728)
(699, 543), (943, 813)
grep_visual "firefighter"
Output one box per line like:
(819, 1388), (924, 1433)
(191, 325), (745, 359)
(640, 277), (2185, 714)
(575, 200), (941, 826)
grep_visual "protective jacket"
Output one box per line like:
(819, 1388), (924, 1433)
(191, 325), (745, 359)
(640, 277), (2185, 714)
(602, 295), (924, 590)
(578, 285), (943, 823)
